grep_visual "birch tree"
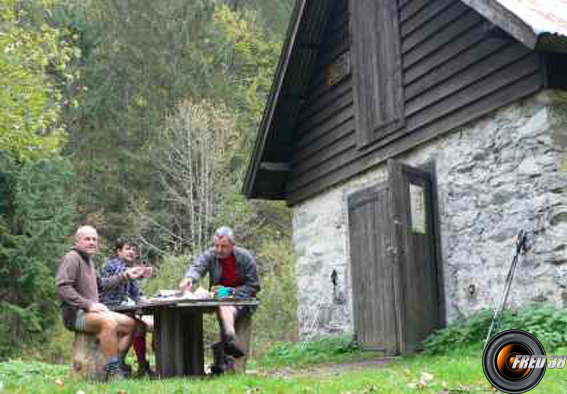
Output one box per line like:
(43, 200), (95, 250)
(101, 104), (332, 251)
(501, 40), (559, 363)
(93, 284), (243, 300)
(152, 100), (235, 254)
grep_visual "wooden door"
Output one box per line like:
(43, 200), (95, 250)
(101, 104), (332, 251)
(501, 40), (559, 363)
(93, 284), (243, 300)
(348, 160), (443, 354)
(389, 160), (444, 353)
(348, 183), (400, 354)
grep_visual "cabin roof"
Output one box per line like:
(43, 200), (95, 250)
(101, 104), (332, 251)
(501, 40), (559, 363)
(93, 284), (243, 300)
(243, 0), (567, 201)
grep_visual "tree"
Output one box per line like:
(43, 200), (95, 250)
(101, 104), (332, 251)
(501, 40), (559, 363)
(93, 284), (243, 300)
(0, 0), (78, 161)
(0, 153), (77, 359)
(142, 100), (236, 254)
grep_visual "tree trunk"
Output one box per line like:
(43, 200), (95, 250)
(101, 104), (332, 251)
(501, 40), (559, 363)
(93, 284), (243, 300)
(71, 332), (107, 381)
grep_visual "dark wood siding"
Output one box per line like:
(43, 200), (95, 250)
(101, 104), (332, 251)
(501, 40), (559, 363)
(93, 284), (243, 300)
(287, 0), (545, 204)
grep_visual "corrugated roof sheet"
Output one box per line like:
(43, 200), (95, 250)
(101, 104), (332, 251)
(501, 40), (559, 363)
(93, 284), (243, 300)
(497, 0), (567, 37)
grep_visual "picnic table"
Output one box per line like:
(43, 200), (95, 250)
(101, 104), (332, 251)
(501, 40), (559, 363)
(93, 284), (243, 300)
(113, 297), (259, 377)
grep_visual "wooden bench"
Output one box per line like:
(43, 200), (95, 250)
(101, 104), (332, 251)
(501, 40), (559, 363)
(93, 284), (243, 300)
(71, 332), (107, 381)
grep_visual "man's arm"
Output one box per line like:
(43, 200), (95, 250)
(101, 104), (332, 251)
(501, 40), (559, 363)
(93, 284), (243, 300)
(56, 255), (92, 311)
(128, 278), (143, 303)
(98, 266), (144, 292)
(185, 249), (215, 282)
(180, 249), (214, 291)
(234, 249), (261, 299)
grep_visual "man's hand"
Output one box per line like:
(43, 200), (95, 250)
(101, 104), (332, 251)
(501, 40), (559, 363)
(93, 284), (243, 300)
(179, 278), (193, 293)
(88, 302), (109, 313)
(126, 266), (145, 279)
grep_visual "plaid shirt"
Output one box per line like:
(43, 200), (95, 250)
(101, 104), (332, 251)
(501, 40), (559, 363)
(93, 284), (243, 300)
(98, 257), (142, 307)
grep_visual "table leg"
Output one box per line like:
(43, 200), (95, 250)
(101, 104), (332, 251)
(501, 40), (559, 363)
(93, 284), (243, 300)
(154, 308), (204, 377)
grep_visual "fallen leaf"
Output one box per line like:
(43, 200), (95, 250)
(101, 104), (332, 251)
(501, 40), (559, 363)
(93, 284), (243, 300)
(54, 379), (64, 386)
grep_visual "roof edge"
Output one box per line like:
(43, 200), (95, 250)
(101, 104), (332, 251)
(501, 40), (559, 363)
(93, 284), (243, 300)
(461, 0), (538, 49)
(242, 0), (306, 198)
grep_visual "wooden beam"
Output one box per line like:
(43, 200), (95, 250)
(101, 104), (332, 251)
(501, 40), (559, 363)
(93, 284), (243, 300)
(259, 162), (291, 172)
(460, 0), (537, 49)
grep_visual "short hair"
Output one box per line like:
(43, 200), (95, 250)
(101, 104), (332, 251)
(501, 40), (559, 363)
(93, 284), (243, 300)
(114, 236), (138, 253)
(75, 225), (97, 241)
(214, 226), (234, 243)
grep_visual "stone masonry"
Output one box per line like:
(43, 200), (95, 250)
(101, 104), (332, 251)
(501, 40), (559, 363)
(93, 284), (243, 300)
(293, 90), (567, 339)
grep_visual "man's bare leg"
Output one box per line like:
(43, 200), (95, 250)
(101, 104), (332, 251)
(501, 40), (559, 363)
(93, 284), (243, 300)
(218, 306), (244, 358)
(218, 305), (237, 337)
(84, 311), (137, 378)
(84, 312), (120, 358)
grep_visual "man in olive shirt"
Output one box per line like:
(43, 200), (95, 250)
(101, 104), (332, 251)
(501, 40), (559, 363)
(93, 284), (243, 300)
(56, 225), (144, 380)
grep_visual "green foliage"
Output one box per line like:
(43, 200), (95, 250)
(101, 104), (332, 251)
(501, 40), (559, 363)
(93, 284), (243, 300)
(141, 254), (189, 298)
(0, 0), (78, 160)
(259, 334), (363, 368)
(0, 359), (66, 385)
(0, 154), (77, 359)
(253, 235), (298, 349)
(424, 305), (567, 354)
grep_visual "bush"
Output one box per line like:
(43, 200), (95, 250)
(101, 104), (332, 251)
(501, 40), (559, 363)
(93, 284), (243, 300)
(424, 305), (567, 354)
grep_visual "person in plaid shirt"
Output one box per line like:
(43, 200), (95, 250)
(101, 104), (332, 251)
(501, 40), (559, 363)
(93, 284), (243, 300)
(99, 236), (154, 377)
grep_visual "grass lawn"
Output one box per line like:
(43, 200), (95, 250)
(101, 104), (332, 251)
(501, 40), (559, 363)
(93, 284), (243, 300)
(2, 345), (567, 394)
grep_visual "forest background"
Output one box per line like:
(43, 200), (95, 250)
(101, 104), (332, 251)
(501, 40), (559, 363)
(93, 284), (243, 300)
(0, 0), (297, 362)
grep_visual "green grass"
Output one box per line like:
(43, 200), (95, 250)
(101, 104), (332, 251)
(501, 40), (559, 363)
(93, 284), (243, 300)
(2, 345), (567, 393)
(257, 334), (374, 368)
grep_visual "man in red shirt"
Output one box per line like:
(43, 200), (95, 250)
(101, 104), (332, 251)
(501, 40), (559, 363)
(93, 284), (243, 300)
(179, 226), (260, 364)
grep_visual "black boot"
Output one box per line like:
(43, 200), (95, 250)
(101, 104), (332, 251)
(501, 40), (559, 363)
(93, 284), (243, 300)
(223, 334), (245, 358)
(210, 341), (226, 375)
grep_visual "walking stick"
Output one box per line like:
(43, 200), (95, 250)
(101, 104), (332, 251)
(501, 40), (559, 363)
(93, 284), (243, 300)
(484, 230), (532, 348)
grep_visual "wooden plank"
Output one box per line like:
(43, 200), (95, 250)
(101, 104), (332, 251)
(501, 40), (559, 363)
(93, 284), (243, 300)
(405, 44), (532, 116)
(402, 2), (469, 54)
(296, 93), (353, 139)
(289, 147), (356, 191)
(292, 117), (355, 163)
(352, 0), (404, 147)
(403, 21), (487, 84)
(387, 160), (406, 354)
(298, 80), (352, 123)
(293, 135), (355, 176)
(459, 0), (537, 49)
(311, 41), (350, 79)
(400, 0), (430, 23)
(405, 54), (540, 131)
(182, 311), (204, 376)
(401, 0), (455, 38)
(295, 105), (354, 149)
(403, 10), (482, 68)
(305, 67), (351, 105)
(287, 73), (543, 201)
(404, 39), (511, 99)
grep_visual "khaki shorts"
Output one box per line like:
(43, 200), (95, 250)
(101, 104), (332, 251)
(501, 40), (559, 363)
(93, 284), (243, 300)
(75, 309), (87, 332)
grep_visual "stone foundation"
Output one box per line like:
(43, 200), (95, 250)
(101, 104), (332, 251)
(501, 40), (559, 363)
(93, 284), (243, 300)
(293, 90), (567, 339)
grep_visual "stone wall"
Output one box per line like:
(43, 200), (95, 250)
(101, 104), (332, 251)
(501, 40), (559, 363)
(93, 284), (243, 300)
(293, 90), (567, 339)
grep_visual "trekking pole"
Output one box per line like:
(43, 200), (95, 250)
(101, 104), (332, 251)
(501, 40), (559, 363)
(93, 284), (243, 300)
(484, 230), (532, 348)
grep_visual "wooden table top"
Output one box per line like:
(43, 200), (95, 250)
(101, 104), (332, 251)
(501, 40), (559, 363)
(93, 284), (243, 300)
(111, 297), (259, 313)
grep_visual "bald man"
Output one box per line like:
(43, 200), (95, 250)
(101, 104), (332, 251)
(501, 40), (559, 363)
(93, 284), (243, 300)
(56, 226), (144, 381)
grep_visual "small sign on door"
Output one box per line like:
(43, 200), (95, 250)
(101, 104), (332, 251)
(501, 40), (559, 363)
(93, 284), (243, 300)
(409, 183), (426, 234)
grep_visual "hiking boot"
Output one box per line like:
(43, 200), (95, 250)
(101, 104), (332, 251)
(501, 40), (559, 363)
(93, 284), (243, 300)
(118, 360), (132, 377)
(223, 335), (245, 358)
(210, 341), (226, 375)
(106, 365), (128, 382)
(135, 361), (156, 378)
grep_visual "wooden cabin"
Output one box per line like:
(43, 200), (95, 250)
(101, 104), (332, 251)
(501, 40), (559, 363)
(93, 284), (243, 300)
(244, 0), (567, 354)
